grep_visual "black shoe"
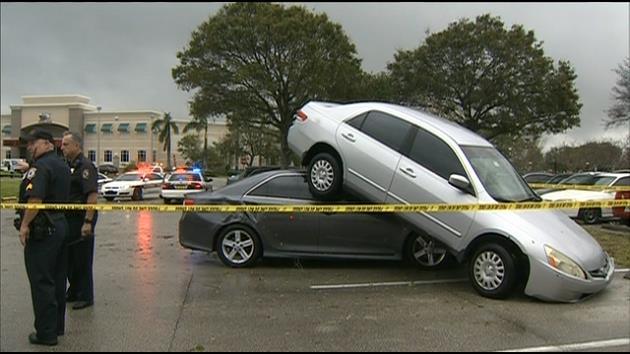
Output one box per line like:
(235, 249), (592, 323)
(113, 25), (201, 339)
(28, 333), (57, 346)
(66, 294), (77, 303)
(72, 301), (93, 310)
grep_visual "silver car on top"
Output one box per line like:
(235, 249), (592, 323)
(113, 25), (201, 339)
(287, 101), (614, 302)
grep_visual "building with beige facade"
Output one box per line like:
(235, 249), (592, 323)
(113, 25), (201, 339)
(1, 95), (228, 169)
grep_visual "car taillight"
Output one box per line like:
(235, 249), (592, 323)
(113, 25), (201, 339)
(183, 199), (195, 206)
(295, 110), (308, 122)
(190, 183), (203, 190)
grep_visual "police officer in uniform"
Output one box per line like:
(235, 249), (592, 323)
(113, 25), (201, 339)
(60, 131), (98, 310)
(17, 129), (70, 346)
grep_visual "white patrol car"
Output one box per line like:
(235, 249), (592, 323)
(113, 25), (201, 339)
(101, 171), (164, 201)
(160, 170), (213, 204)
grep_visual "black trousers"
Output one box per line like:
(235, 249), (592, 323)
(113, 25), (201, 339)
(24, 218), (68, 341)
(66, 215), (95, 303)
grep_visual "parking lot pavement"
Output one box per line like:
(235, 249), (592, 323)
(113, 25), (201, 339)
(1, 209), (629, 352)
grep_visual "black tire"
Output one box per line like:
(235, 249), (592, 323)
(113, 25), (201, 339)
(163, 198), (171, 205)
(307, 152), (342, 200)
(405, 233), (449, 269)
(579, 208), (601, 224)
(216, 225), (262, 268)
(469, 242), (518, 299)
(132, 187), (143, 201)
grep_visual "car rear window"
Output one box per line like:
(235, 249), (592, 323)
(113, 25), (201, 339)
(168, 173), (201, 182)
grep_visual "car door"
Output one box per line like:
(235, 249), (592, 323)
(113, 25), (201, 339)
(336, 111), (413, 202)
(387, 127), (477, 250)
(244, 174), (319, 253)
(145, 173), (164, 197)
(318, 198), (408, 256)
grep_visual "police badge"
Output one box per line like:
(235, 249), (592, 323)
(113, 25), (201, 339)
(83, 169), (90, 180)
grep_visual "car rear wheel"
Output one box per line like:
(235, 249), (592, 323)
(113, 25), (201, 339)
(132, 187), (143, 201)
(406, 233), (448, 268)
(307, 152), (342, 200)
(579, 208), (601, 224)
(216, 225), (261, 268)
(469, 243), (517, 299)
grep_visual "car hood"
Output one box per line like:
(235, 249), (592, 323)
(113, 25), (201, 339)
(494, 210), (607, 271)
(541, 189), (613, 201)
(103, 181), (143, 188)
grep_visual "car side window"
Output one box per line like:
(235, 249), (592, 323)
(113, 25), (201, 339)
(360, 111), (412, 152)
(345, 112), (368, 130)
(407, 127), (467, 181)
(614, 177), (630, 186)
(249, 176), (314, 200)
(148, 173), (163, 181)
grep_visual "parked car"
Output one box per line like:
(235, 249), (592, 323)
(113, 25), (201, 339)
(160, 170), (213, 204)
(97, 173), (113, 193)
(542, 173), (630, 224)
(100, 171), (164, 201)
(613, 190), (630, 225)
(226, 166), (282, 185)
(98, 163), (119, 175)
(535, 172), (599, 195)
(522, 172), (554, 184)
(225, 100), (616, 302)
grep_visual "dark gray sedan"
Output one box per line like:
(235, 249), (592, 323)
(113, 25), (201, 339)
(179, 170), (449, 268)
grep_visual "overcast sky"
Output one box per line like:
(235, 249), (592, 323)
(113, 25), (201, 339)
(1, 2), (628, 151)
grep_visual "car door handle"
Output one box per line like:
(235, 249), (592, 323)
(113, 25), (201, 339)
(341, 133), (356, 142)
(400, 167), (416, 178)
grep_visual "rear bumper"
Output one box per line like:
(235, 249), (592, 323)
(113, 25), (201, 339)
(161, 189), (204, 200)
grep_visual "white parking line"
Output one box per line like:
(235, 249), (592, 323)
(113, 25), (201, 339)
(614, 268), (629, 273)
(310, 278), (467, 290)
(496, 338), (630, 352)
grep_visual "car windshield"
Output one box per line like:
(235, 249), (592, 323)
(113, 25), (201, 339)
(559, 175), (597, 185)
(462, 146), (538, 202)
(115, 174), (142, 182)
(168, 173), (201, 182)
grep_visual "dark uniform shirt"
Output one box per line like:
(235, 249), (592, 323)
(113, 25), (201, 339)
(19, 150), (70, 207)
(68, 154), (98, 204)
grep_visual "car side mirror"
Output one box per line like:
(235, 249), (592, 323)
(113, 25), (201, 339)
(449, 174), (474, 195)
(143, 177), (150, 182)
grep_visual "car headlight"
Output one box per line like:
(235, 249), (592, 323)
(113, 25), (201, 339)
(544, 245), (586, 279)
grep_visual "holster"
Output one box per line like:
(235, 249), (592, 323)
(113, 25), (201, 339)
(30, 211), (56, 241)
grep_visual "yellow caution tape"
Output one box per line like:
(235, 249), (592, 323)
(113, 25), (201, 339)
(528, 183), (630, 192)
(1, 200), (629, 213)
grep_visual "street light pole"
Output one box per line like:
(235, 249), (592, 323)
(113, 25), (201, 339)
(96, 106), (101, 171)
(150, 114), (155, 163)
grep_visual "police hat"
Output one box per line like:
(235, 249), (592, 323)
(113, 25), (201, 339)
(20, 129), (55, 144)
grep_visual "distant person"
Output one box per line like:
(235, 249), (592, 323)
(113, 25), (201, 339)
(60, 131), (98, 310)
(16, 129), (70, 346)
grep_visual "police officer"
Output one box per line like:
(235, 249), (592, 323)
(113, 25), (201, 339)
(60, 131), (98, 310)
(17, 129), (70, 346)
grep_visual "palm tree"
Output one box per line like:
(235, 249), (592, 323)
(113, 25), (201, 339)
(183, 114), (211, 168)
(152, 112), (179, 170)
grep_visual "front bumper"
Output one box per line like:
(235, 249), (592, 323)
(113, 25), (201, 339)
(101, 189), (132, 198)
(524, 255), (615, 303)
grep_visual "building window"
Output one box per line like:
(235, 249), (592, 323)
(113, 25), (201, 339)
(88, 150), (96, 163)
(85, 124), (97, 134)
(135, 123), (147, 133)
(118, 123), (130, 134)
(138, 150), (147, 163)
(104, 150), (113, 163)
(101, 123), (113, 134)
(121, 150), (129, 163)
(152, 150), (157, 163)
(5, 150), (11, 159)
(2, 125), (11, 136)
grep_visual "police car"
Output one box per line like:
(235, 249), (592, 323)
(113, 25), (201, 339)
(160, 169), (213, 204)
(100, 171), (164, 201)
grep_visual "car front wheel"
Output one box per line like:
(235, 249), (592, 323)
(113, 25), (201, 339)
(132, 187), (143, 201)
(216, 225), (261, 268)
(469, 243), (517, 299)
(307, 152), (342, 200)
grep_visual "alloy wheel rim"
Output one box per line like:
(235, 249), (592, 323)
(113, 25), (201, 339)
(311, 160), (334, 192)
(473, 251), (505, 291)
(412, 235), (447, 266)
(222, 230), (255, 264)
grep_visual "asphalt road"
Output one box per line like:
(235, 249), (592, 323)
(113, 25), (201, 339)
(1, 196), (629, 351)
